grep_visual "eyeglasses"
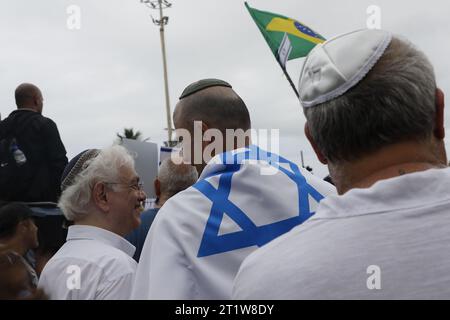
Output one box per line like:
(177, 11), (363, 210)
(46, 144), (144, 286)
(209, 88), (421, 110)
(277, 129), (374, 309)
(104, 181), (145, 192)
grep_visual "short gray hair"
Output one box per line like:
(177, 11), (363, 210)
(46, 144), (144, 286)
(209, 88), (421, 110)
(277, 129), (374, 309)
(304, 36), (437, 163)
(58, 145), (135, 221)
(158, 158), (198, 198)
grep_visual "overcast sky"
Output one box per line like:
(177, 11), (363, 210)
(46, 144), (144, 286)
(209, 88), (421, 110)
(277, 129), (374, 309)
(1, 0), (449, 178)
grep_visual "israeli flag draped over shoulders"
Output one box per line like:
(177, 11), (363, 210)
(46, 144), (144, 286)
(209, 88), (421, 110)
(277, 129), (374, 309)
(132, 145), (336, 300)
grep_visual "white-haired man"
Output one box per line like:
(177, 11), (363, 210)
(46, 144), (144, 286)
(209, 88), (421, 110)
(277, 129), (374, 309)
(126, 157), (198, 261)
(38, 145), (147, 299)
(233, 29), (450, 299)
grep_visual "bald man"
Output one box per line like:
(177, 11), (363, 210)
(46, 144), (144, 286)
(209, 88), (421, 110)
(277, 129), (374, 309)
(173, 80), (252, 175)
(0, 83), (67, 203)
(132, 79), (335, 299)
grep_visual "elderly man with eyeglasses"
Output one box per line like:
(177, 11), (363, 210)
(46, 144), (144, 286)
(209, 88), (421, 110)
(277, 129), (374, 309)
(38, 145), (146, 299)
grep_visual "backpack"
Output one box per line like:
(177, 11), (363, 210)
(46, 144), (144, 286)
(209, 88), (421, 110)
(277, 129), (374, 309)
(0, 115), (36, 201)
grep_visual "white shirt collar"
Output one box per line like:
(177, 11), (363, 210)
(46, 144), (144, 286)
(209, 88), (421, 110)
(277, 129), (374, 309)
(16, 108), (37, 112)
(66, 225), (136, 257)
(313, 167), (450, 220)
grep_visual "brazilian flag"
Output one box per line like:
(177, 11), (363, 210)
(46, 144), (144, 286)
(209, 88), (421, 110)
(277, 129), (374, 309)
(245, 2), (325, 62)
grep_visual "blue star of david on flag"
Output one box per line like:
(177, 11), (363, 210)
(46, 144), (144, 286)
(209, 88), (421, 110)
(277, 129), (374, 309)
(194, 145), (325, 258)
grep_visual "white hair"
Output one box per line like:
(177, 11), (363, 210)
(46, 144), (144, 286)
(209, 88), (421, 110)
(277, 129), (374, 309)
(58, 145), (135, 221)
(158, 157), (198, 198)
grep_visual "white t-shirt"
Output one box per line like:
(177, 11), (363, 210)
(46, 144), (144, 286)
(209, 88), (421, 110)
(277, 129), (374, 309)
(132, 146), (336, 299)
(39, 225), (137, 300)
(233, 167), (450, 299)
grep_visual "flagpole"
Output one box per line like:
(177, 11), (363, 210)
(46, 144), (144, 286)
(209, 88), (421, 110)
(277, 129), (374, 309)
(245, 2), (300, 99)
(276, 60), (299, 98)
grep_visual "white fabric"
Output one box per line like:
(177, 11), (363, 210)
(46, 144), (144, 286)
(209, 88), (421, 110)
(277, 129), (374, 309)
(38, 225), (137, 300)
(299, 29), (392, 108)
(233, 167), (450, 299)
(132, 146), (336, 299)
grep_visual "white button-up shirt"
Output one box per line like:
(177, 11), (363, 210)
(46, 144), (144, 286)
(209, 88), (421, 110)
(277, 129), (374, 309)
(233, 167), (450, 299)
(39, 225), (137, 300)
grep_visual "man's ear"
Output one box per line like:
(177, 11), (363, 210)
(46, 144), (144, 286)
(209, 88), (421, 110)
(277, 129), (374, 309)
(154, 178), (161, 198)
(32, 94), (41, 109)
(92, 182), (109, 212)
(434, 88), (445, 140)
(201, 122), (211, 149)
(305, 123), (328, 164)
(17, 220), (29, 234)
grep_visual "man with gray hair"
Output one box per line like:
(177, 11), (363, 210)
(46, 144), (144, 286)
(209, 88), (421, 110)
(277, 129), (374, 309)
(126, 157), (198, 261)
(233, 29), (450, 299)
(38, 145), (147, 299)
(154, 157), (199, 206)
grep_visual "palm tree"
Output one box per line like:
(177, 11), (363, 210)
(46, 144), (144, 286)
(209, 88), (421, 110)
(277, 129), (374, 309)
(116, 127), (147, 142)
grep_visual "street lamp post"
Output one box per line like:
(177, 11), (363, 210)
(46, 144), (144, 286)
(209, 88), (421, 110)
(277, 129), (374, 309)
(141, 0), (176, 146)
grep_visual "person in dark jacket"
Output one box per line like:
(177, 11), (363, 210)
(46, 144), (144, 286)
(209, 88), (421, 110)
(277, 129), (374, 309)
(0, 202), (39, 287)
(0, 83), (68, 203)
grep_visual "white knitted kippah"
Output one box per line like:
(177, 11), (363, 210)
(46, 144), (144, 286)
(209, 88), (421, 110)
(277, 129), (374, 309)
(298, 29), (392, 108)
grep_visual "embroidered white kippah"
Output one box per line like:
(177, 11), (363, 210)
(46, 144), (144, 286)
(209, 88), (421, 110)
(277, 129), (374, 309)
(298, 29), (392, 108)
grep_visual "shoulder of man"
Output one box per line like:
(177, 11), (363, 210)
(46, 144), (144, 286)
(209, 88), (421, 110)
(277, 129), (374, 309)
(27, 115), (64, 142)
(145, 186), (208, 252)
(44, 241), (136, 281)
(153, 185), (206, 224)
(34, 114), (58, 128)
(0, 110), (36, 135)
(11, 110), (50, 130)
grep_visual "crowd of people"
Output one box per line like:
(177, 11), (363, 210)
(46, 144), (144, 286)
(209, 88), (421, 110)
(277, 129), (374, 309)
(1, 28), (450, 300)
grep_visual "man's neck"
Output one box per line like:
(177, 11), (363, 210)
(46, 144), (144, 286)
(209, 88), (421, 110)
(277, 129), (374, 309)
(197, 139), (251, 175)
(0, 238), (27, 256)
(223, 136), (251, 154)
(154, 197), (167, 208)
(331, 141), (447, 195)
(17, 107), (37, 112)
(74, 214), (119, 236)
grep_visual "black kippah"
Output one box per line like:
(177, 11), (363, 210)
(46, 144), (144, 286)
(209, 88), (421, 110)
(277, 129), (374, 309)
(179, 79), (232, 99)
(60, 149), (100, 192)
